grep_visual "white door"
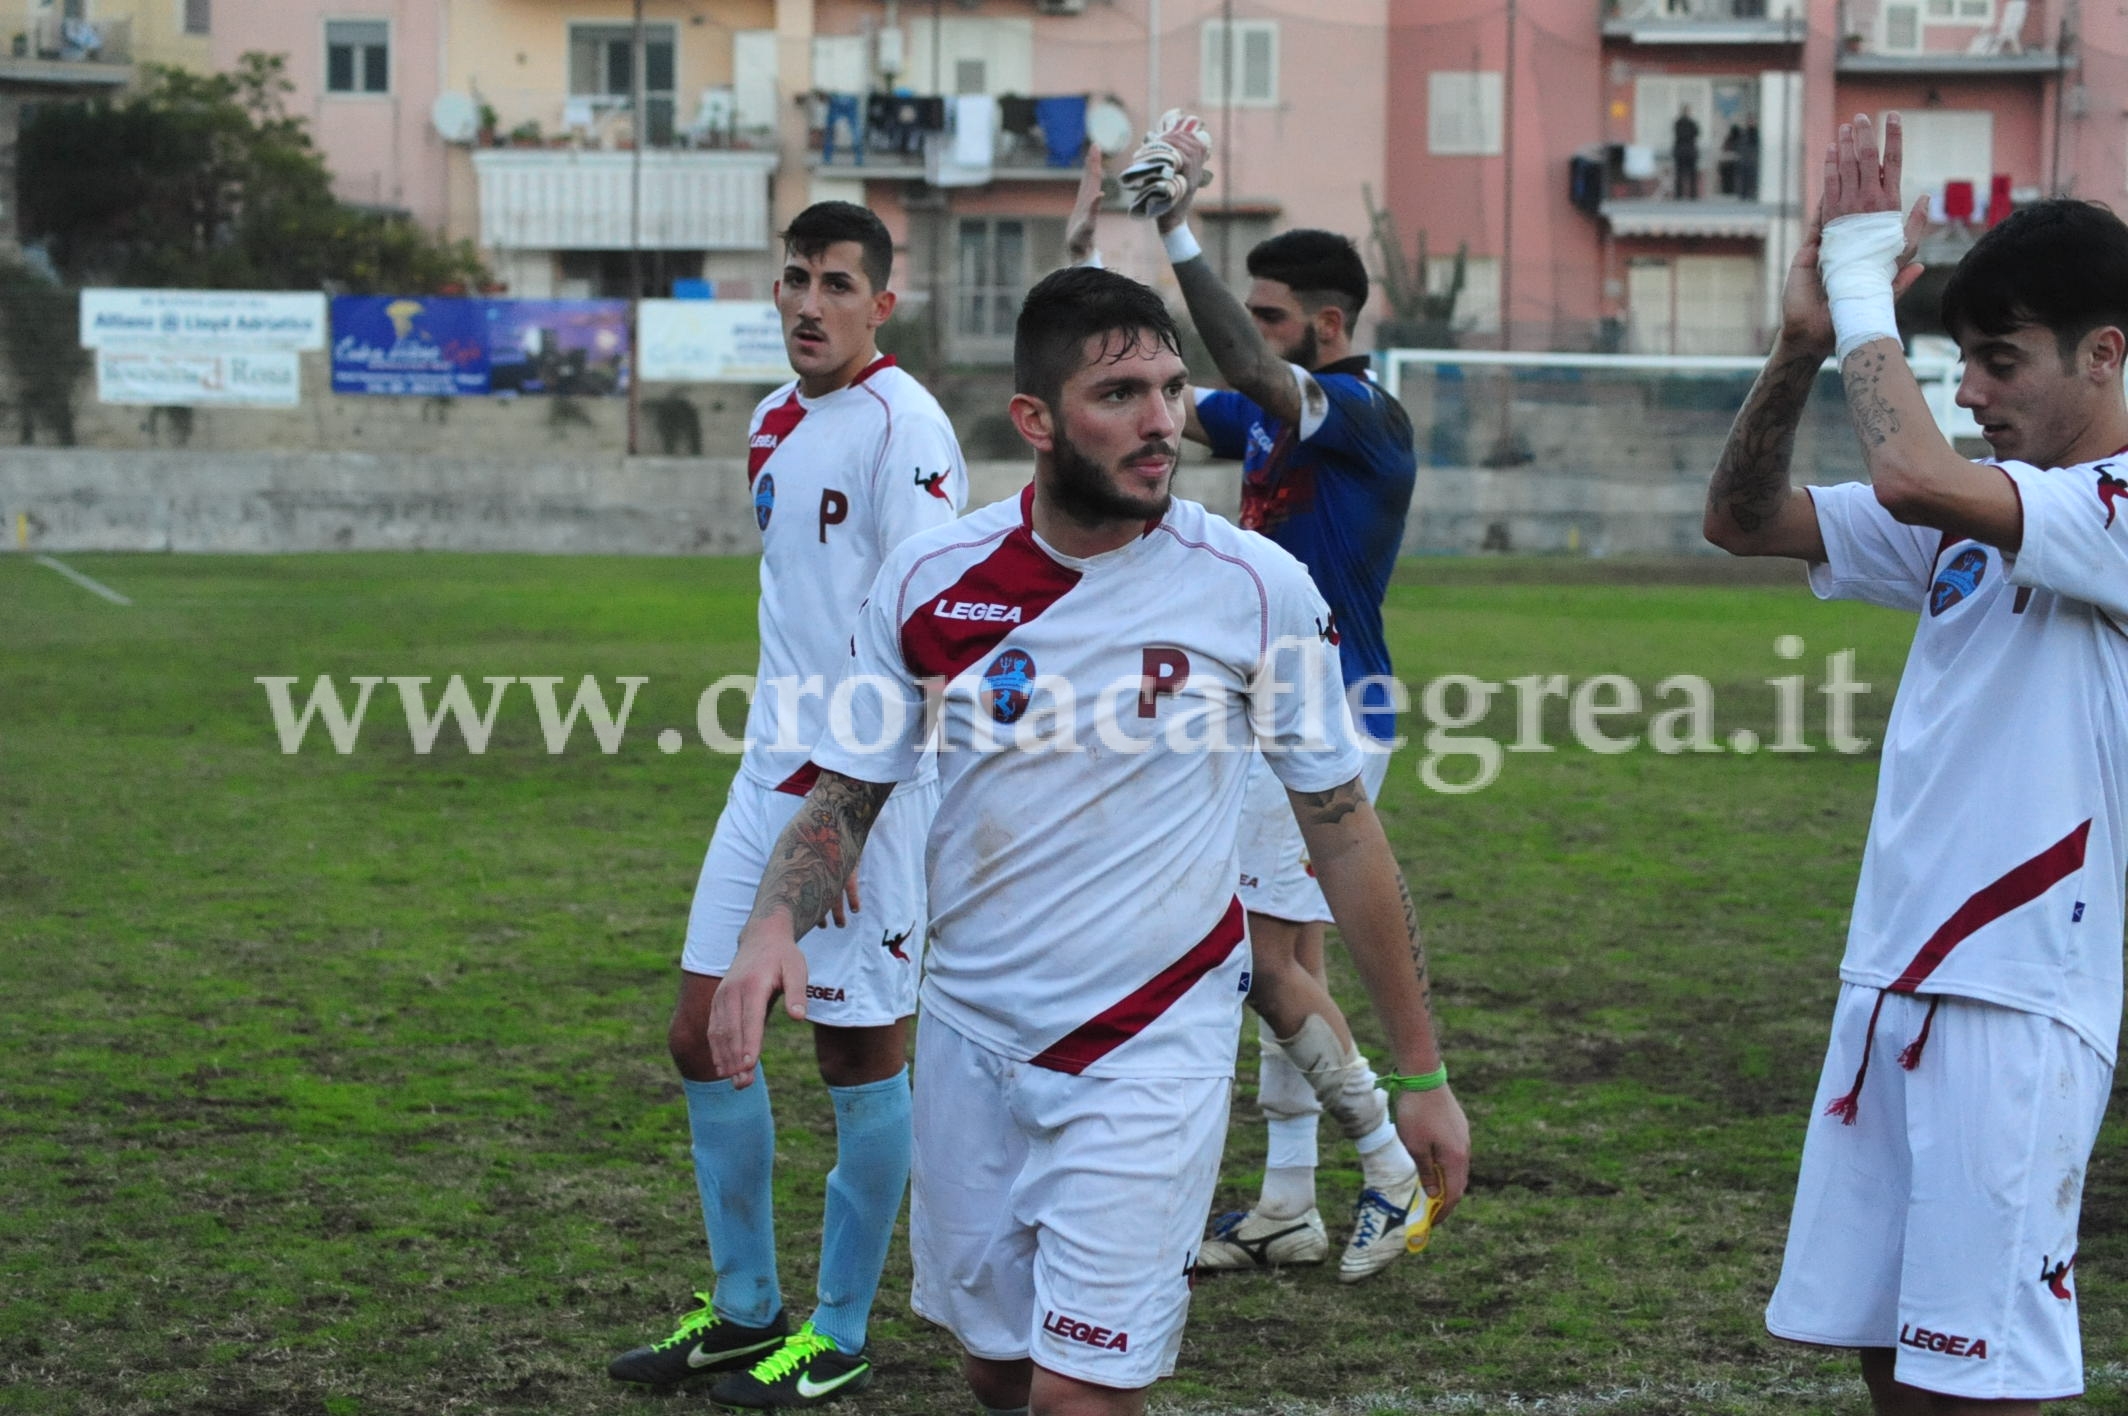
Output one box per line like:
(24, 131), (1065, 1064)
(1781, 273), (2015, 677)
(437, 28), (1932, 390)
(1673, 255), (1761, 355)
(1626, 260), (1675, 354)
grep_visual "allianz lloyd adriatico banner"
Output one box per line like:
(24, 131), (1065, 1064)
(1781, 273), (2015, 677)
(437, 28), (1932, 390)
(82, 289), (323, 408)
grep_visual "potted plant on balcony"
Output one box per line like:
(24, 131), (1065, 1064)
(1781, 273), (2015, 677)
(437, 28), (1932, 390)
(507, 120), (543, 148)
(478, 102), (500, 146)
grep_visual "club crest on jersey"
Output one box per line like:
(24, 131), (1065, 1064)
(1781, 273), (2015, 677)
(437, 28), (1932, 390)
(980, 648), (1036, 725)
(1929, 546), (1986, 616)
(754, 474), (776, 531)
(915, 468), (951, 500)
(2098, 469), (2128, 528)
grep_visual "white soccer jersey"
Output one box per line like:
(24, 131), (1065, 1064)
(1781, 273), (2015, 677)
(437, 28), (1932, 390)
(810, 487), (1368, 1078)
(739, 355), (968, 793)
(1809, 456), (2128, 1064)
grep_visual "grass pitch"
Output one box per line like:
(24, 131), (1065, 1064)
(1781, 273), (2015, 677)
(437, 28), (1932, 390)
(4, 550), (2126, 1416)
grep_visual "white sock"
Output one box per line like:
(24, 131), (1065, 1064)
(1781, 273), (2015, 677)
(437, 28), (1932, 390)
(1356, 1119), (1417, 1190)
(1259, 1113), (1320, 1218)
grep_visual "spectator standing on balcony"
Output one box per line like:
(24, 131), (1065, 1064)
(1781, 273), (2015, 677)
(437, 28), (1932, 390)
(1739, 119), (1762, 201)
(1674, 104), (1702, 200)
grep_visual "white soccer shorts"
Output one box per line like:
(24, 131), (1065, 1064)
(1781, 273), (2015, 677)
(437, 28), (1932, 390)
(680, 774), (934, 1027)
(908, 1014), (1230, 1389)
(1766, 984), (2112, 1401)
(1236, 747), (1393, 924)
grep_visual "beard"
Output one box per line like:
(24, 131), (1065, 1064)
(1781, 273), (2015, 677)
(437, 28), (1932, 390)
(1289, 322), (1320, 371)
(1048, 425), (1175, 525)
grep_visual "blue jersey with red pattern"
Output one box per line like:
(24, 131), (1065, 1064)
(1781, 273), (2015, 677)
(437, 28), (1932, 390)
(1194, 356), (1415, 741)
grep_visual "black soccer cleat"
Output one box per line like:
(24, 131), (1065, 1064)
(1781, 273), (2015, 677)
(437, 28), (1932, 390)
(607, 1293), (788, 1386)
(711, 1320), (873, 1408)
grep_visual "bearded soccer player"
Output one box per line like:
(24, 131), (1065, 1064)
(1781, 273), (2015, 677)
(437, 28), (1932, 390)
(1707, 114), (2128, 1412)
(1080, 119), (1424, 1280)
(706, 266), (1468, 1416)
(607, 202), (967, 1407)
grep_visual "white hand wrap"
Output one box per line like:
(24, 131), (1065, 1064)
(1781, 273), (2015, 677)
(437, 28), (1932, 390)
(1161, 225), (1202, 263)
(1820, 210), (1905, 360)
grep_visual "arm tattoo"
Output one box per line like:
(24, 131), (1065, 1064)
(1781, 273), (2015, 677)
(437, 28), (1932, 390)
(1841, 348), (1902, 449)
(1290, 777), (1365, 827)
(1393, 869), (1436, 1027)
(1171, 256), (1295, 416)
(747, 771), (893, 936)
(1707, 347), (1821, 534)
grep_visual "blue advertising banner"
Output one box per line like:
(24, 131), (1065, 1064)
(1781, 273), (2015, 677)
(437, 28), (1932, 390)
(330, 297), (488, 397)
(330, 297), (632, 397)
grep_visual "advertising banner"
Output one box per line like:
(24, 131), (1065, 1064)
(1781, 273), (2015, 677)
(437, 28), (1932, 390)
(96, 349), (302, 407)
(638, 300), (786, 383)
(81, 289), (326, 350)
(330, 297), (631, 397)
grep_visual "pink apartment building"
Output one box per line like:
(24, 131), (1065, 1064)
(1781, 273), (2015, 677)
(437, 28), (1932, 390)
(1391, 0), (2118, 354)
(200, 0), (1393, 362)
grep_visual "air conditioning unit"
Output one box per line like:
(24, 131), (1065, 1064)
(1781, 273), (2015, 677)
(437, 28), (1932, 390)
(1036, 0), (1088, 15)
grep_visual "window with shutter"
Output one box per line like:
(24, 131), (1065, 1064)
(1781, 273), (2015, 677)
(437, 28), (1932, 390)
(1428, 73), (1502, 156)
(1201, 21), (1278, 107)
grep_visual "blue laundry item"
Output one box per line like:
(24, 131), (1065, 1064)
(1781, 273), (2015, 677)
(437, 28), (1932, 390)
(822, 93), (864, 165)
(1034, 95), (1088, 167)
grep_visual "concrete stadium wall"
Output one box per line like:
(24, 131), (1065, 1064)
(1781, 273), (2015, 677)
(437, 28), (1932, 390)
(0, 451), (1244, 556)
(0, 446), (1857, 557)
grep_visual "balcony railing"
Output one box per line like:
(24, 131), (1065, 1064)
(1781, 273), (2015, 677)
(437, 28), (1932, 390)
(1602, 0), (1806, 41)
(20, 12), (131, 63)
(1834, 0), (2065, 69)
(471, 148), (779, 252)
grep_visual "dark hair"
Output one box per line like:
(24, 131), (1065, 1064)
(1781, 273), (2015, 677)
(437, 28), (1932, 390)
(1014, 267), (1181, 407)
(1941, 199), (2128, 359)
(1247, 228), (1370, 324)
(781, 201), (894, 294)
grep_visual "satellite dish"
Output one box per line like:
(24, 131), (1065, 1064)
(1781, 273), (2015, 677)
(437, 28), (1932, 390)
(432, 92), (480, 144)
(1087, 100), (1133, 156)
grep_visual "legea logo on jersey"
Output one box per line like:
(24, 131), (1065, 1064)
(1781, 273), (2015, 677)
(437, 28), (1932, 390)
(980, 648), (1036, 724)
(754, 474), (776, 531)
(1929, 546), (1986, 616)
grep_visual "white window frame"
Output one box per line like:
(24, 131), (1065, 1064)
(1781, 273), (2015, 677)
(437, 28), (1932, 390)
(324, 17), (390, 97)
(1201, 19), (1278, 108)
(1427, 72), (1503, 156)
(567, 21), (680, 144)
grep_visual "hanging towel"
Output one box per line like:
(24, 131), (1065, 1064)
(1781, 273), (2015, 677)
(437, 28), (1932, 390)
(952, 94), (997, 167)
(1034, 95), (1088, 167)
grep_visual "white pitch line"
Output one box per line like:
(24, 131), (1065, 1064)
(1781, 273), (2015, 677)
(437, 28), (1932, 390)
(34, 555), (132, 606)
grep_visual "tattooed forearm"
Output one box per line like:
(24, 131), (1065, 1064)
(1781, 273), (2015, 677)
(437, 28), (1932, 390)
(1291, 777), (1365, 828)
(1842, 348), (1902, 449)
(1393, 868), (1436, 1027)
(747, 771), (893, 936)
(1171, 256), (1295, 417)
(1708, 345), (1822, 534)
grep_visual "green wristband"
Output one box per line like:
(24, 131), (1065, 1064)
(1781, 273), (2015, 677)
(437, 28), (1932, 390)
(1380, 1064), (1448, 1094)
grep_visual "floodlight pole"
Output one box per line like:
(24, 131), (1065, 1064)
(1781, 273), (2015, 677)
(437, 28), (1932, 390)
(627, 0), (645, 456)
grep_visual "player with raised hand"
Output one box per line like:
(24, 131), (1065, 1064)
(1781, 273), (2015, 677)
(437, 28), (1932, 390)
(606, 201), (967, 1407)
(1707, 113), (2128, 1412)
(707, 265), (1467, 1416)
(1089, 112), (1427, 1282)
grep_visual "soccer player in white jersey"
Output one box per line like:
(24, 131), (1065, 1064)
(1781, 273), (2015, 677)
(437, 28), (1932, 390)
(1706, 115), (2128, 1412)
(704, 266), (1469, 1416)
(607, 202), (967, 1407)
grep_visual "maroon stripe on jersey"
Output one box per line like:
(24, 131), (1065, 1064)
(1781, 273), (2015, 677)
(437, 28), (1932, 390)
(1890, 819), (2092, 991)
(749, 390), (807, 486)
(849, 354), (896, 387)
(1029, 897), (1246, 1075)
(774, 761), (821, 796)
(898, 514), (1082, 681)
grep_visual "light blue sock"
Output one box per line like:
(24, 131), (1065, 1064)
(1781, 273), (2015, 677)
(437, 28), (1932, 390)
(810, 1069), (913, 1354)
(684, 1070), (781, 1327)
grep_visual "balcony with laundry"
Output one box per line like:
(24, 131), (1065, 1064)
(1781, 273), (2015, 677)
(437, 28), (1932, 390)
(805, 90), (1112, 185)
(1600, 0), (1806, 46)
(0, 1), (131, 86)
(1835, 0), (2066, 72)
